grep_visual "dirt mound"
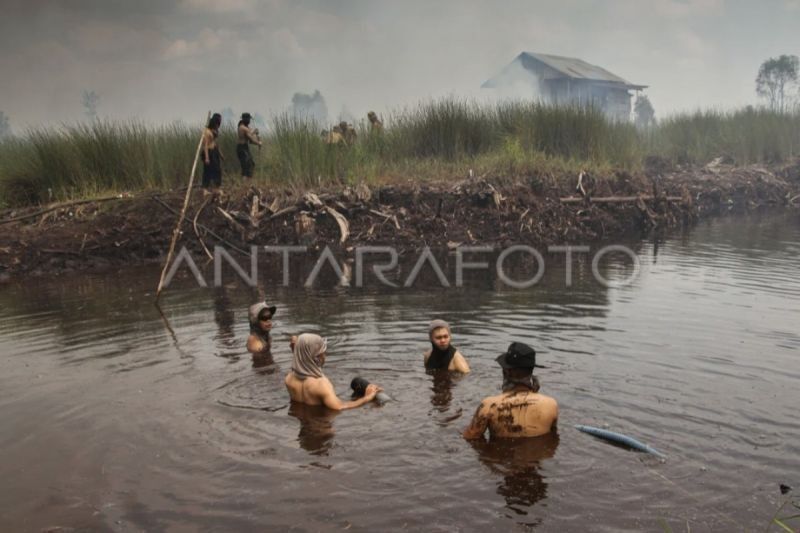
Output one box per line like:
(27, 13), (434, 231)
(0, 163), (797, 278)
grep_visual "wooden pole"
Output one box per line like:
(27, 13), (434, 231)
(155, 111), (210, 301)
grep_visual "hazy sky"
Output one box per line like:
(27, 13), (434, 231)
(1, 0), (799, 128)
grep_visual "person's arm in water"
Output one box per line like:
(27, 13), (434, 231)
(314, 378), (381, 411)
(451, 351), (470, 373)
(462, 400), (491, 440)
(423, 349), (431, 365)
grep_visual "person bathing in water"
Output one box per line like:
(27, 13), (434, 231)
(285, 333), (382, 410)
(424, 319), (470, 373)
(462, 342), (558, 440)
(247, 302), (276, 354)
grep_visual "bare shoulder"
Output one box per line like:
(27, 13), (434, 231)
(423, 349), (431, 361)
(308, 375), (333, 395)
(480, 393), (505, 412)
(539, 393), (558, 407)
(537, 393), (559, 416)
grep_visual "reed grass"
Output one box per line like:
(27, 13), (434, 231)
(2, 99), (799, 207)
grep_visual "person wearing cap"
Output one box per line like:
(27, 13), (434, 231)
(247, 302), (276, 354)
(462, 342), (558, 440)
(424, 319), (470, 373)
(284, 333), (382, 410)
(236, 113), (262, 180)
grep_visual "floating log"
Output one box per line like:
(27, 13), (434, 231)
(560, 195), (682, 204)
(575, 424), (666, 458)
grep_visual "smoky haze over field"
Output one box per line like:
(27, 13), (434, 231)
(1, 0), (799, 128)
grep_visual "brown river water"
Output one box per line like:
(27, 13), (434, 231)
(1, 212), (798, 532)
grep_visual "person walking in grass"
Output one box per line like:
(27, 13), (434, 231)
(236, 112), (262, 180)
(202, 113), (224, 193)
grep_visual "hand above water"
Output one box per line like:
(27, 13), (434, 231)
(364, 384), (383, 401)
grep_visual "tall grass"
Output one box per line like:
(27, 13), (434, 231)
(2, 99), (799, 207)
(646, 107), (800, 164)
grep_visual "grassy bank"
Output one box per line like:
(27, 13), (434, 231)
(2, 100), (799, 207)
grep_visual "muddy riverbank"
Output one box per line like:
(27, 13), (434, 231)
(1, 160), (798, 279)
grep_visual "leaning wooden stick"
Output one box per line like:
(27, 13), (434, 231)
(155, 111), (210, 301)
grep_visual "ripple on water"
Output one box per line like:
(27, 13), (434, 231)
(0, 214), (798, 530)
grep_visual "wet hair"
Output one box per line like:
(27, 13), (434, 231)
(502, 367), (540, 392)
(208, 113), (222, 129)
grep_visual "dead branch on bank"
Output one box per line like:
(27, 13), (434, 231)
(560, 195), (682, 204)
(0, 195), (129, 225)
(155, 112), (209, 301)
(150, 195), (248, 255)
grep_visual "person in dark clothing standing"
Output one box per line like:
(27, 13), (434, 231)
(236, 112), (262, 179)
(202, 113), (224, 192)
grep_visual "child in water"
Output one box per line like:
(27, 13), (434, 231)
(247, 302), (276, 354)
(424, 319), (470, 373)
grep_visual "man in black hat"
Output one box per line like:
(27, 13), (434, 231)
(237, 112), (262, 179)
(462, 342), (558, 440)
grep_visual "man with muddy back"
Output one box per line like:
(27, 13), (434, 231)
(236, 112), (262, 179)
(285, 333), (382, 410)
(462, 342), (558, 439)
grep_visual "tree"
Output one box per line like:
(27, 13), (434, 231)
(756, 55), (799, 113)
(291, 90), (328, 125)
(634, 95), (656, 129)
(0, 111), (11, 139)
(82, 90), (100, 121)
(252, 112), (267, 130)
(221, 107), (236, 127)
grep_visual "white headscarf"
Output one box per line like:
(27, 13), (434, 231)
(292, 333), (327, 380)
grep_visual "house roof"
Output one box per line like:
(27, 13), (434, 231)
(483, 52), (647, 90)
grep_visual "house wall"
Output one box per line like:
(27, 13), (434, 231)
(540, 79), (631, 121)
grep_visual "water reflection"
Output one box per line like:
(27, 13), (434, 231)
(468, 432), (559, 518)
(212, 287), (237, 352)
(287, 402), (339, 456)
(428, 370), (454, 412)
(1, 213), (798, 531)
(251, 351), (277, 371)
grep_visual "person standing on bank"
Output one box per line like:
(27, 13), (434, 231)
(202, 113), (224, 193)
(236, 113), (262, 180)
(462, 342), (558, 440)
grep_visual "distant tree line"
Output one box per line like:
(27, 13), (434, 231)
(756, 54), (799, 113)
